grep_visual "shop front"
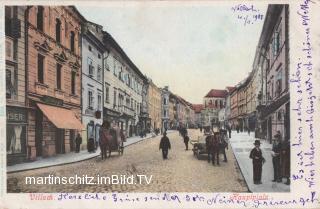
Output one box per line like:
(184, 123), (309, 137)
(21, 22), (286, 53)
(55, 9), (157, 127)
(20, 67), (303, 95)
(6, 106), (28, 165)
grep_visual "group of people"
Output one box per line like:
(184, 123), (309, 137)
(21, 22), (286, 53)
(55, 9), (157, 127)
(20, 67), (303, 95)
(249, 130), (290, 185)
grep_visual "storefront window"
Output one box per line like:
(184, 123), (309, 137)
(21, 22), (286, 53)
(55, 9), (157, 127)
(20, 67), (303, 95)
(7, 124), (26, 154)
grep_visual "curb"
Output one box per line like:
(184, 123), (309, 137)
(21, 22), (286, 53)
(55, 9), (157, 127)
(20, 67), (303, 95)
(7, 133), (165, 174)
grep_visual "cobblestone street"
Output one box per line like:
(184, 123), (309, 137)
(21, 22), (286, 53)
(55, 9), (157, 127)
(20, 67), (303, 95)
(7, 130), (247, 193)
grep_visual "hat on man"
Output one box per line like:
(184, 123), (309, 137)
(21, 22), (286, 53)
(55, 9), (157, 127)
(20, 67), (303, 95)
(254, 140), (261, 145)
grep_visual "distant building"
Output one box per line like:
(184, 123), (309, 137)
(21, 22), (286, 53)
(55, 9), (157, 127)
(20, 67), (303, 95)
(202, 89), (227, 127)
(161, 86), (170, 132)
(147, 79), (161, 131)
(192, 104), (203, 128)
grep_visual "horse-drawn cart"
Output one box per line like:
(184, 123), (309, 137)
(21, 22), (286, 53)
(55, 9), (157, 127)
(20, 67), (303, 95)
(108, 129), (124, 156)
(190, 135), (208, 159)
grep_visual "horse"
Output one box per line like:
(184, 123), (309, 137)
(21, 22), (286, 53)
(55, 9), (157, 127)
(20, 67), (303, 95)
(206, 134), (220, 165)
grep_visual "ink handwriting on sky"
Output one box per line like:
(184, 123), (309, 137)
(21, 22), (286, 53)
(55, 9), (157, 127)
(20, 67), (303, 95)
(231, 4), (264, 26)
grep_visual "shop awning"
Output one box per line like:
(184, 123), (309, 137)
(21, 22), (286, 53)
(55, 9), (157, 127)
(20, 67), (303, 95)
(37, 103), (84, 130)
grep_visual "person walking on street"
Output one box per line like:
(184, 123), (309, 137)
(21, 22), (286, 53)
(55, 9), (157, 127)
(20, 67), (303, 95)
(184, 134), (190, 150)
(272, 132), (282, 182)
(75, 133), (82, 153)
(249, 140), (265, 184)
(227, 126), (231, 138)
(159, 132), (171, 159)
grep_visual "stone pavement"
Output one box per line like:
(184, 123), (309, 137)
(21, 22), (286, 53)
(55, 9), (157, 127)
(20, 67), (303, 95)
(7, 129), (247, 193)
(7, 132), (160, 173)
(229, 131), (290, 192)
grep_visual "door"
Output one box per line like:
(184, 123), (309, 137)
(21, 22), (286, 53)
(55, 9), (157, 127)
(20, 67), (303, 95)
(55, 129), (65, 154)
(35, 110), (43, 157)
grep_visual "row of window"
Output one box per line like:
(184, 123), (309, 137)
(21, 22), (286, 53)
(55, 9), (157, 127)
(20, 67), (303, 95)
(37, 53), (76, 95)
(104, 84), (141, 115)
(87, 90), (102, 111)
(36, 6), (77, 53)
(87, 57), (102, 82)
(105, 56), (143, 96)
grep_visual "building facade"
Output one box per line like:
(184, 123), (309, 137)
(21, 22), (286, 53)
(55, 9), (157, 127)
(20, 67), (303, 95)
(257, 5), (290, 143)
(202, 89), (227, 127)
(147, 79), (161, 131)
(229, 88), (238, 129)
(103, 31), (145, 137)
(192, 104), (203, 128)
(161, 86), (170, 132)
(26, 6), (84, 159)
(5, 6), (28, 165)
(81, 21), (105, 149)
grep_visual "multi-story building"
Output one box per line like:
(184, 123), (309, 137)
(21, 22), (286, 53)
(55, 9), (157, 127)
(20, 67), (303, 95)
(147, 79), (161, 131)
(81, 21), (105, 148)
(237, 80), (247, 131)
(26, 6), (85, 159)
(192, 104), (203, 128)
(139, 79), (151, 133)
(5, 6), (28, 165)
(103, 31), (146, 137)
(229, 87), (238, 129)
(256, 5), (290, 143)
(224, 86), (236, 128)
(202, 89), (227, 127)
(161, 86), (170, 132)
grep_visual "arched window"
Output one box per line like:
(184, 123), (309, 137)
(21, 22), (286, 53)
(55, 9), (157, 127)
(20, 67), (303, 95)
(70, 31), (75, 52)
(55, 18), (61, 43)
(37, 6), (44, 31)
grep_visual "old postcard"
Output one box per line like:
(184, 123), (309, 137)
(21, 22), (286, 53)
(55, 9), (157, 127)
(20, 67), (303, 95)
(0, 0), (319, 208)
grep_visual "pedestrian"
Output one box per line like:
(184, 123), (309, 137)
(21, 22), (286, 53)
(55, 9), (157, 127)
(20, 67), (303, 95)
(183, 134), (190, 150)
(75, 133), (82, 153)
(159, 132), (171, 159)
(249, 140), (265, 184)
(272, 132), (282, 182)
(280, 134), (290, 185)
(100, 121), (112, 160)
(211, 132), (220, 166)
(228, 126), (232, 138)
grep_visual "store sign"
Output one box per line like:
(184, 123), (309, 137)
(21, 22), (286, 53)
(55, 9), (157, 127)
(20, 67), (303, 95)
(41, 96), (63, 106)
(7, 107), (27, 123)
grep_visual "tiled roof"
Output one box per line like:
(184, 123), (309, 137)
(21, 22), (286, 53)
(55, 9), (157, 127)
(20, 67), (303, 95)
(205, 89), (228, 98)
(226, 86), (236, 92)
(192, 104), (203, 113)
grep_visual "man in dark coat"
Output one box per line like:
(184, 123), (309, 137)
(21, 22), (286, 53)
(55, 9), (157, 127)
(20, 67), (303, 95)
(272, 132), (282, 182)
(159, 132), (171, 159)
(281, 137), (290, 185)
(75, 133), (82, 153)
(183, 134), (190, 150)
(249, 140), (265, 184)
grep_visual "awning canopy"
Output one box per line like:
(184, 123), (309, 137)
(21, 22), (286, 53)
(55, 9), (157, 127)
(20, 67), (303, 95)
(37, 103), (84, 130)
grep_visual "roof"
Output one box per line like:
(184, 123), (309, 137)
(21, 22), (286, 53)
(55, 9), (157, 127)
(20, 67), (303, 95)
(102, 31), (147, 82)
(192, 104), (203, 113)
(205, 89), (228, 98)
(226, 86), (236, 92)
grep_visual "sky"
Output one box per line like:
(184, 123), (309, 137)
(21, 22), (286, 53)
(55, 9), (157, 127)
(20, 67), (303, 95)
(78, 2), (267, 104)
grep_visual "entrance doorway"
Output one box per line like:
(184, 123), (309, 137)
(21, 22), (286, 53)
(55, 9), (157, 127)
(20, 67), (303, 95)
(55, 129), (65, 154)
